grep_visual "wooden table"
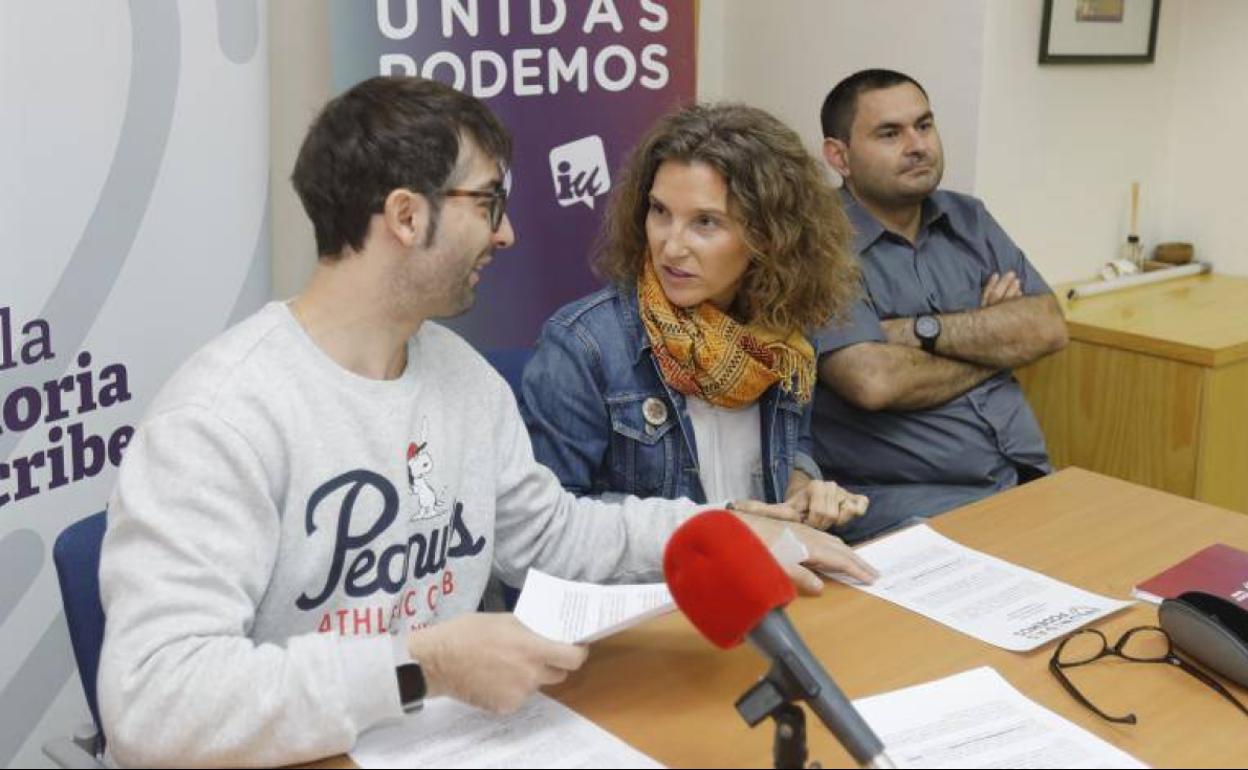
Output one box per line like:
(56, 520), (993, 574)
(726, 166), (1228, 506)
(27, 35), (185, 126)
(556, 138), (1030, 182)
(321, 468), (1248, 768)
(1017, 273), (1248, 515)
(541, 468), (1248, 768)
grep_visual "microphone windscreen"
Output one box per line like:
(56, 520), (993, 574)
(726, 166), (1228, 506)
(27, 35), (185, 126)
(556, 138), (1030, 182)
(663, 510), (795, 649)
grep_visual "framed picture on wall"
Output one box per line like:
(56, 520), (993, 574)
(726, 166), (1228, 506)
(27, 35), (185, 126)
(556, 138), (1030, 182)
(1039, 0), (1161, 63)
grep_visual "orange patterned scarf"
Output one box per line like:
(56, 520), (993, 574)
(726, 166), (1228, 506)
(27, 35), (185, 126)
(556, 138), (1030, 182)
(637, 259), (815, 408)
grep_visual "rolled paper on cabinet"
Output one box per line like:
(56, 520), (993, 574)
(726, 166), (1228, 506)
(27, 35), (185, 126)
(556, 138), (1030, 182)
(1067, 262), (1211, 301)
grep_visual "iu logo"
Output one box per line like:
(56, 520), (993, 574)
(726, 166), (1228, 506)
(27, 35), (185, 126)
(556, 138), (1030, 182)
(549, 136), (611, 210)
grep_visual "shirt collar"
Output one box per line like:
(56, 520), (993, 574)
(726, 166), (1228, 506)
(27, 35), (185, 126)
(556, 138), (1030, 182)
(620, 285), (652, 364)
(840, 188), (886, 253)
(921, 193), (951, 231)
(840, 188), (952, 252)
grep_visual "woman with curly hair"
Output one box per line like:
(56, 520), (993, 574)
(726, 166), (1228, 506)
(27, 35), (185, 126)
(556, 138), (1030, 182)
(520, 103), (867, 531)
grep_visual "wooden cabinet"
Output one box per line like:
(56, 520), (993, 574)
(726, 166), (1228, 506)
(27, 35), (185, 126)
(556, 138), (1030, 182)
(1017, 273), (1248, 514)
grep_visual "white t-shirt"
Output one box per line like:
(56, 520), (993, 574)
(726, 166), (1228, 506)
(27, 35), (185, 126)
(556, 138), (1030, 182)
(685, 396), (764, 504)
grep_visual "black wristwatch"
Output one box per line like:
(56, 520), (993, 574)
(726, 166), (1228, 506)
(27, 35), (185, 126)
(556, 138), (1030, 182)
(914, 314), (941, 353)
(396, 660), (427, 713)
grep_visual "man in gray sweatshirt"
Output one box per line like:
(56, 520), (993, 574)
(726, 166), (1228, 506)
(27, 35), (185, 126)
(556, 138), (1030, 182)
(97, 76), (877, 767)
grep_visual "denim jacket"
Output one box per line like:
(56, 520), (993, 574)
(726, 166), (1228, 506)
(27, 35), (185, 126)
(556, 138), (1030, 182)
(519, 285), (821, 505)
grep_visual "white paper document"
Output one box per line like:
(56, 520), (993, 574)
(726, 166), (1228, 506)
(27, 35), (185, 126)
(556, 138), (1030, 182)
(836, 525), (1131, 651)
(853, 667), (1147, 769)
(350, 693), (664, 769)
(513, 569), (675, 644)
(513, 528), (810, 645)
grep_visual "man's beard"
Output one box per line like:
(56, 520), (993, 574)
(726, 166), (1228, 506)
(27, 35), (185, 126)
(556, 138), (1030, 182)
(443, 282), (477, 319)
(432, 260), (484, 320)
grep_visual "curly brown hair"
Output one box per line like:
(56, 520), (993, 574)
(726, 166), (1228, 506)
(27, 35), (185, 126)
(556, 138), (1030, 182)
(595, 102), (858, 332)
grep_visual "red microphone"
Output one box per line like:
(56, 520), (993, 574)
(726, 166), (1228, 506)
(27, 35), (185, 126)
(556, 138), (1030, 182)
(664, 511), (893, 768)
(663, 510), (795, 648)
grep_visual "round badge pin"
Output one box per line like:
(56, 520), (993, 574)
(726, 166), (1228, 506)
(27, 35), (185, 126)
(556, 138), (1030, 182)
(642, 397), (668, 427)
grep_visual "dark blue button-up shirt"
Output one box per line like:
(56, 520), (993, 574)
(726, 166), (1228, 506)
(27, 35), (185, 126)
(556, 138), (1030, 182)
(812, 189), (1052, 510)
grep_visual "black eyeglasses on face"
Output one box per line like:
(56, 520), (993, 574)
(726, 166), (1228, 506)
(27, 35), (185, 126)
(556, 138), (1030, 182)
(1049, 625), (1248, 724)
(443, 173), (510, 232)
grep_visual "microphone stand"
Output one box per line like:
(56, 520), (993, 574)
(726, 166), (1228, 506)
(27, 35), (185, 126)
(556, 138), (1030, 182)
(736, 665), (895, 769)
(736, 670), (816, 769)
(771, 702), (811, 770)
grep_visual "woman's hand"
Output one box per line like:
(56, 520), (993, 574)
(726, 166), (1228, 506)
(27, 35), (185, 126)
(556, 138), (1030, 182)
(783, 479), (869, 530)
(727, 511), (879, 594)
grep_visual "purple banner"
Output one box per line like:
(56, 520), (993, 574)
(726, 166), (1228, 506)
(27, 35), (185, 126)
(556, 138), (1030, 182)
(330, 0), (697, 350)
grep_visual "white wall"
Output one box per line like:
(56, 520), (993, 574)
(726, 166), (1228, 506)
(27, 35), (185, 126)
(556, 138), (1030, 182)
(695, 0), (725, 101)
(977, 0), (1248, 283)
(1159, 0), (1248, 278)
(707, 0), (987, 194)
(270, 0), (329, 299)
(705, 0), (1247, 285)
(975, 0), (1182, 283)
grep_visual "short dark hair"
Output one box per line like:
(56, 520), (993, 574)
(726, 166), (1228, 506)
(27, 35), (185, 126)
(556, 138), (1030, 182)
(291, 76), (511, 258)
(820, 69), (928, 142)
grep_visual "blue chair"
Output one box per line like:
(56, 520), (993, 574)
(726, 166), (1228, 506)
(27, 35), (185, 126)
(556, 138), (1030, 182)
(483, 347), (535, 406)
(43, 511), (108, 768)
(482, 347), (536, 610)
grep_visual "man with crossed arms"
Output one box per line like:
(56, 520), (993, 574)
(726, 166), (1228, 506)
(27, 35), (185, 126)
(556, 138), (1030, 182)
(812, 69), (1068, 544)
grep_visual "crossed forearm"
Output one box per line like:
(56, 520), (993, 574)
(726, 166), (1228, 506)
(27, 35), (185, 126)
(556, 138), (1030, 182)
(881, 294), (1067, 369)
(819, 343), (998, 412)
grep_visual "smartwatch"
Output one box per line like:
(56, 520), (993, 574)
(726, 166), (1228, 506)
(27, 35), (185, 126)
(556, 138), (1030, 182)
(914, 314), (941, 354)
(396, 660), (427, 713)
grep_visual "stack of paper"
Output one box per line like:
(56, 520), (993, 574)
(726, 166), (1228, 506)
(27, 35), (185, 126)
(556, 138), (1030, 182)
(350, 694), (663, 769)
(513, 569), (675, 644)
(513, 527), (811, 645)
(831, 524), (1131, 651)
(853, 667), (1146, 769)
